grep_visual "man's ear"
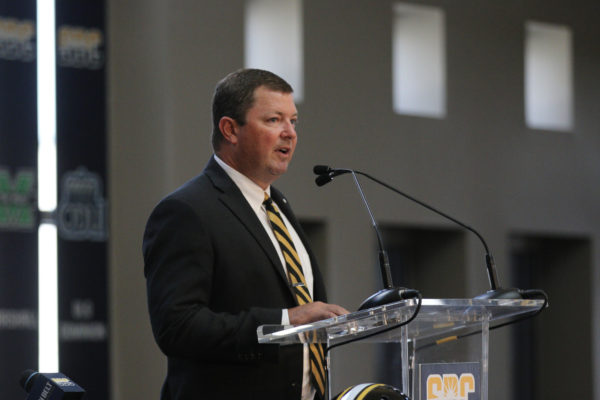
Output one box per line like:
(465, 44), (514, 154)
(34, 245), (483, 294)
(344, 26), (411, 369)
(218, 116), (239, 144)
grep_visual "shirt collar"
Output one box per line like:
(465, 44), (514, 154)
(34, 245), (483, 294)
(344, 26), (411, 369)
(214, 155), (271, 213)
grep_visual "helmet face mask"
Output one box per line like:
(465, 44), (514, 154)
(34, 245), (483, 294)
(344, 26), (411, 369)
(334, 383), (408, 400)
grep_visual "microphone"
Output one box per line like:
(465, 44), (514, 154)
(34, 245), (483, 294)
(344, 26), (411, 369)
(313, 165), (332, 175)
(313, 165), (420, 310)
(315, 174), (333, 187)
(313, 165), (350, 187)
(313, 165), (522, 300)
(20, 369), (86, 400)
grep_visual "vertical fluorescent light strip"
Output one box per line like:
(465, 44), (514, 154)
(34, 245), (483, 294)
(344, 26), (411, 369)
(37, 0), (57, 212)
(37, 0), (59, 372)
(38, 224), (59, 372)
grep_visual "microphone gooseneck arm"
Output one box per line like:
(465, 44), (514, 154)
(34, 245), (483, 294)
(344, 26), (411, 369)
(352, 170), (500, 291)
(314, 165), (507, 296)
(314, 165), (421, 309)
(349, 171), (394, 290)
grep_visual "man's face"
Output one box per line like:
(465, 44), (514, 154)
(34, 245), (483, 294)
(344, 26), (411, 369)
(230, 86), (298, 189)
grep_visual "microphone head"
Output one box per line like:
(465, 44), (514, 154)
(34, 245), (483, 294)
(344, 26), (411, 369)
(20, 369), (37, 393)
(20, 371), (86, 399)
(315, 174), (333, 187)
(313, 165), (331, 175)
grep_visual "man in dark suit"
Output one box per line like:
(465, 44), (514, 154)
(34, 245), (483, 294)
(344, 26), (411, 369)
(143, 69), (348, 400)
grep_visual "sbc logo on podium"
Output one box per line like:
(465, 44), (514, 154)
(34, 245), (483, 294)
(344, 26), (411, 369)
(426, 373), (475, 400)
(419, 362), (480, 400)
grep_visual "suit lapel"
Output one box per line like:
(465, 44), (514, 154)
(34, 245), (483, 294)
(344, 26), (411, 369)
(203, 157), (291, 288)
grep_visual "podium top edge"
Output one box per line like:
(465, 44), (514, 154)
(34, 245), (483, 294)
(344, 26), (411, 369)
(257, 298), (544, 342)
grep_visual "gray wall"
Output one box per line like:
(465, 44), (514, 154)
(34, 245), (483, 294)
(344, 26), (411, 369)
(108, 1), (600, 398)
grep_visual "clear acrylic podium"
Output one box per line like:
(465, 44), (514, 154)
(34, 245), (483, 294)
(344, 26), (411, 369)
(257, 298), (542, 400)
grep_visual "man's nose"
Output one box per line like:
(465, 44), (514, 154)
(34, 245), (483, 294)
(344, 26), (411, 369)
(281, 120), (297, 138)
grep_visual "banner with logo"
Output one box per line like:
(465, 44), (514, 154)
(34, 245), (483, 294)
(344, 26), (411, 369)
(0, 1), (39, 398)
(55, 1), (108, 399)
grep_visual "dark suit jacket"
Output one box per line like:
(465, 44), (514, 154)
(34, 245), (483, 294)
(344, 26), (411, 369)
(143, 156), (327, 399)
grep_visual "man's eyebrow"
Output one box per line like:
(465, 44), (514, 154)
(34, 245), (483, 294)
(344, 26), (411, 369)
(268, 111), (298, 117)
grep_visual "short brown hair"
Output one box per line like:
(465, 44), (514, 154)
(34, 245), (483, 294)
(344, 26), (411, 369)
(211, 69), (293, 151)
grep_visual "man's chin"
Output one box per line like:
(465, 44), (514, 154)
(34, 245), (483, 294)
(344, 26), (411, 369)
(271, 162), (290, 175)
(266, 166), (289, 182)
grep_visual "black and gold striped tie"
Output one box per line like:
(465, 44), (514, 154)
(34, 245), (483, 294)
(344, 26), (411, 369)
(263, 193), (327, 398)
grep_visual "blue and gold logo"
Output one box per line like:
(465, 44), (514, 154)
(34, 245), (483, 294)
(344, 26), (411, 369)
(0, 16), (35, 62)
(58, 25), (104, 69)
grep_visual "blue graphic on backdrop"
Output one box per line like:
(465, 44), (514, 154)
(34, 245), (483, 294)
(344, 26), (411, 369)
(57, 166), (107, 241)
